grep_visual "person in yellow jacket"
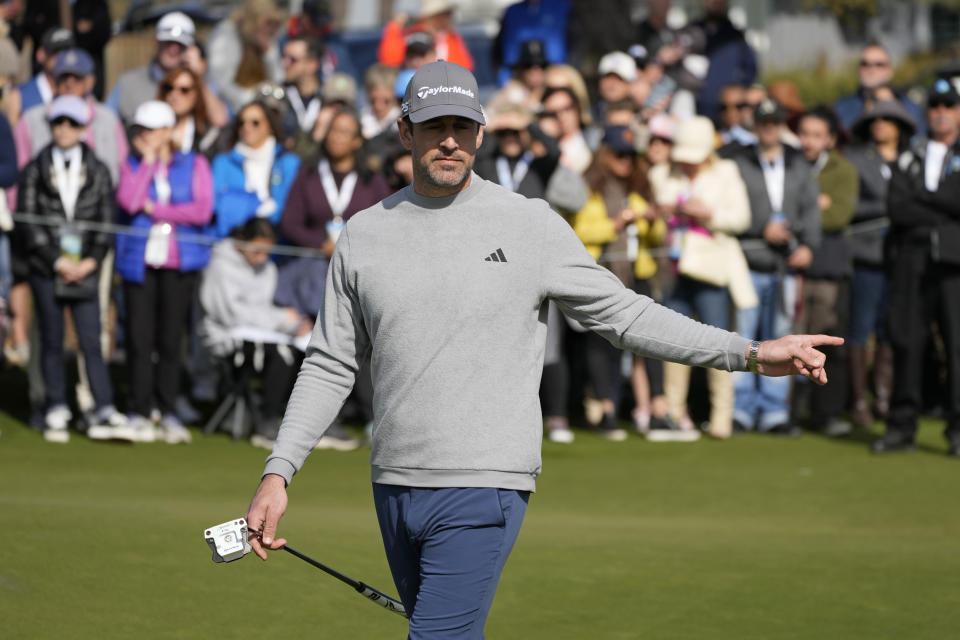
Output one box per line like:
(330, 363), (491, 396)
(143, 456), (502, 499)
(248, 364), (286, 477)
(565, 125), (673, 439)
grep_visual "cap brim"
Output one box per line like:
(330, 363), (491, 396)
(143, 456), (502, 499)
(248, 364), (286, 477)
(55, 68), (90, 78)
(157, 35), (194, 47)
(671, 146), (711, 164)
(408, 104), (485, 125)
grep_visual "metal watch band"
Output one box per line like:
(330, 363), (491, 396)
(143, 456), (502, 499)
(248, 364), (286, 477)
(747, 340), (760, 373)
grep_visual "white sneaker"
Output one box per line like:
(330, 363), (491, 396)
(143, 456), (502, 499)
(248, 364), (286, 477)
(161, 414), (192, 444)
(548, 427), (575, 444)
(44, 405), (72, 443)
(87, 408), (136, 442)
(126, 414), (157, 443)
(632, 409), (651, 435)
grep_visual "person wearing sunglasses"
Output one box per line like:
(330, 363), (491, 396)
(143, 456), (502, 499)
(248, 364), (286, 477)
(12, 47), (129, 432)
(16, 95), (129, 443)
(211, 100), (300, 238)
(115, 100), (215, 444)
(158, 67), (222, 158)
(833, 43), (926, 137)
(278, 35), (324, 146)
(108, 12), (228, 133)
(872, 78), (960, 456)
(843, 96), (917, 430)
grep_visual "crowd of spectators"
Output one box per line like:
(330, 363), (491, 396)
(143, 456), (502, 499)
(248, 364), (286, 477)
(0, 0), (958, 457)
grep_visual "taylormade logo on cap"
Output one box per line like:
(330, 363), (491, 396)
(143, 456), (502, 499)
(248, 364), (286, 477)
(402, 61), (485, 125)
(416, 85), (476, 100)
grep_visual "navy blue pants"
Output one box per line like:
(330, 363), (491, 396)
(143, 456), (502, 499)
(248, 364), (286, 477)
(373, 484), (529, 639)
(29, 274), (114, 411)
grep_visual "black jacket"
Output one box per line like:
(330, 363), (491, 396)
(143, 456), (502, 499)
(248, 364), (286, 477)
(886, 136), (960, 263)
(16, 143), (114, 278)
(845, 143), (893, 268)
(729, 144), (821, 272)
(474, 126), (561, 201)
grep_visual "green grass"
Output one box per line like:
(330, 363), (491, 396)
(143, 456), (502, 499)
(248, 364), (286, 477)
(2, 406), (959, 639)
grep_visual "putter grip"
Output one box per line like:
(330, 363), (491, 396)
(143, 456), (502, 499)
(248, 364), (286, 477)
(357, 583), (408, 618)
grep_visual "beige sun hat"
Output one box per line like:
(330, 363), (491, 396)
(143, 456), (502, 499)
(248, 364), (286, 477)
(487, 103), (533, 132)
(420, 0), (455, 18)
(671, 116), (716, 164)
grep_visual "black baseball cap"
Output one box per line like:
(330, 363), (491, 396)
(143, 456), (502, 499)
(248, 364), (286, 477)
(928, 78), (960, 107)
(401, 60), (485, 125)
(515, 40), (547, 69)
(41, 27), (75, 55)
(405, 31), (435, 58)
(754, 98), (786, 123)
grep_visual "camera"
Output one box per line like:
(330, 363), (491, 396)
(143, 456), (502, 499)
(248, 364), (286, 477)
(204, 517), (253, 563)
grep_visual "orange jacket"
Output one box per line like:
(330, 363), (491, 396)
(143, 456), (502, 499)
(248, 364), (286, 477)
(377, 21), (474, 71)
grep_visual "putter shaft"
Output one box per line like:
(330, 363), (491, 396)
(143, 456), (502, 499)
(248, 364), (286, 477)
(248, 527), (408, 618)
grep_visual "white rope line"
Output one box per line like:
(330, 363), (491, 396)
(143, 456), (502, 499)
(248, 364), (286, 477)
(9, 212), (890, 263)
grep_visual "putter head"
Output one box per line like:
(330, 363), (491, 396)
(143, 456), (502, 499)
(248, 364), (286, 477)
(204, 518), (253, 563)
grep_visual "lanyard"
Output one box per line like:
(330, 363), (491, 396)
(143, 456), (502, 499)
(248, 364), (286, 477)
(153, 163), (171, 204)
(287, 85), (322, 132)
(495, 153), (532, 193)
(318, 159), (358, 222)
(179, 116), (196, 152)
(52, 147), (82, 221)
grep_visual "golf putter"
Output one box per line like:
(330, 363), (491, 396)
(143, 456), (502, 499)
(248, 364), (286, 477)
(203, 518), (408, 618)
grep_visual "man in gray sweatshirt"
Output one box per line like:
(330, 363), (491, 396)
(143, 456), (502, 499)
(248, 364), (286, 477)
(246, 61), (841, 638)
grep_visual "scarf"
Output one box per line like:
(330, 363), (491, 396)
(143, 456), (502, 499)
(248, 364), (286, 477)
(235, 136), (277, 201)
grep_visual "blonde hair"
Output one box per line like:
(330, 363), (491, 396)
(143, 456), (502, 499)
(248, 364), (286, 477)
(544, 64), (593, 126)
(233, 0), (286, 41)
(364, 64), (398, 94)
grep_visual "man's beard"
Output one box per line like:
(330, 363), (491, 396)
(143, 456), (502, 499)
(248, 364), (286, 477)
(416, 152), (474, 189)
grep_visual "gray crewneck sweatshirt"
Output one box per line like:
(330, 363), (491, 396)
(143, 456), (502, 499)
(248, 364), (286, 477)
(264, 174), (751, 491)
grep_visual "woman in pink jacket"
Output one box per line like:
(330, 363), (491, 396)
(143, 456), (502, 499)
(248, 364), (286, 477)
(115, 100), (214, 444)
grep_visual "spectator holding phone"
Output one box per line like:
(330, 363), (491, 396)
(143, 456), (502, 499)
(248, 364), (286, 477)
(115, 100), (214, 443)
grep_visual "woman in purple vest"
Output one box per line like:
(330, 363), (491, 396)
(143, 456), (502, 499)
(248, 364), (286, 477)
(115, 100), (214, 444)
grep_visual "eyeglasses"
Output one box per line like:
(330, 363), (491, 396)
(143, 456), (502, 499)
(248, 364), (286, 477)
(240, 118), (263, 128)
(51, 116), (82, 127)
(495, 128), (522, 136)
(722, 102), (749, 111)
(161, 83), (195, 95)
(282, 54), (304, 64)
(540, 104), (576, 119)
(859, 60), (889, 68)
(928, 98), (958, 109)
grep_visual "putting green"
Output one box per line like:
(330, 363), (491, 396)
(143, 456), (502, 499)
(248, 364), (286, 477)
(1, 409), (958, 639)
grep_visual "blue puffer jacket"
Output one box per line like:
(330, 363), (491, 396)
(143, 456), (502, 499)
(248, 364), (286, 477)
(115, 152), (215, 283)
(496, 0), (572, 86)
(211, 144), (300, 238)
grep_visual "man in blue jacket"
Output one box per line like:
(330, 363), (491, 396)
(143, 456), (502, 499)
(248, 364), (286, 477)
(833, 43), (925, 138)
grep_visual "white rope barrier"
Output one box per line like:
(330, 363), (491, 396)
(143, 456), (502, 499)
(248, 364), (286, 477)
(8, 212), (891, 264)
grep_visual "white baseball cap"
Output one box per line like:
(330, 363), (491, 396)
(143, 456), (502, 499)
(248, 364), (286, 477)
(671, 116), (716, 165)
(133, 100), (176, 130)
(598, 51), (638, 83)
(156, 11), (195, 47)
